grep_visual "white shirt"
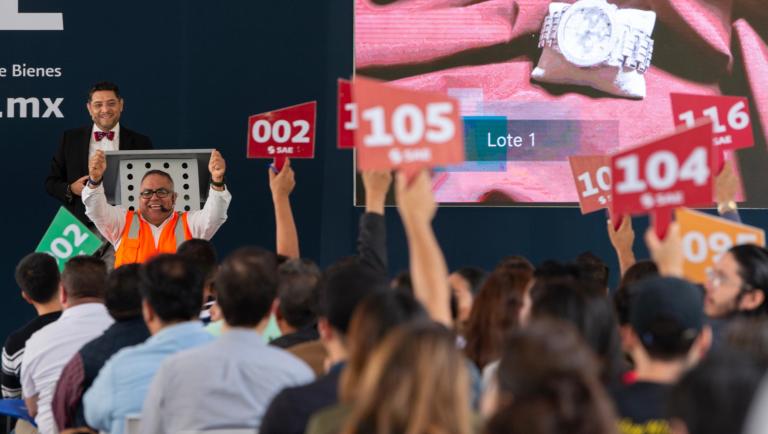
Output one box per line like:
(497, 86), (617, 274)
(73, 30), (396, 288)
(82, 184), (232, 250)
(89, 123), (120, 160)
(21, 303), (114, 434)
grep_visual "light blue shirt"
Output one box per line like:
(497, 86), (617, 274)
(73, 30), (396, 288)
(139, 328), (314, 433)
(84, 321), (213, 434)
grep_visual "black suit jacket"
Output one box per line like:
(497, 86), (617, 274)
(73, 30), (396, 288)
(45, 125), (153, 225)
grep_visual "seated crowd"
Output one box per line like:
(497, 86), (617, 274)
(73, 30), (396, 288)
(3, 160), (768, 434)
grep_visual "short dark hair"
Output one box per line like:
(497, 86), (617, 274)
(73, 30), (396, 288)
(61, 256), (107, 300)
(730, 244), (768, 315)
(215, 247), (278, 327)
(575, 251), (610, 291)
(531, 273), (625, 383)
(277, 259), (321, 329)
(177, 239), (218, 283)
(317, 261), (388, 335)
(88, 81), (121, 102)
(613, 260), (659, 325)
(105, 264), (143, 320)
(140, 254), (204, 323)
(141, 170), (175, 187)
(15, 253), (60, 304)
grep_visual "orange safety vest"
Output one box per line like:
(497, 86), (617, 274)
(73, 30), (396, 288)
(114, 210), (192, 268)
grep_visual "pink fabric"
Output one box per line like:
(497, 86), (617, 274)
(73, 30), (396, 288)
(355, 0), (766, 203)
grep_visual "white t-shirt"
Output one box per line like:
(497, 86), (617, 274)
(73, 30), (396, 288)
(21, 303), (114, 434)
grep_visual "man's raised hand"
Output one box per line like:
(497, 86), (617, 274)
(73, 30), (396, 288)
(362, 170), (392, 215)
(269, 158), (296, 199)
(209, 149), (226, 182)
(88, 150), (106, 184)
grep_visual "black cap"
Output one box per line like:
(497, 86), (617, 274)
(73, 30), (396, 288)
(630, 277), (704, 350)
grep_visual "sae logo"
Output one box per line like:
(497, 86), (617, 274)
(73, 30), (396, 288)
(0, 0), (63, 30)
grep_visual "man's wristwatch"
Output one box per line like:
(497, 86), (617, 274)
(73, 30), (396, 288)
(87, 177), (102, 187)
(538, 0), (654, 73)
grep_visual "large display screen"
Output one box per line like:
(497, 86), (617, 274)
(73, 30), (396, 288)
(353, 0), (768, 207)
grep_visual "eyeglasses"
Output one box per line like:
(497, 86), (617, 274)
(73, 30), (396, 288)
(706, 268), (750, 292)
(139, 188), (171, 199)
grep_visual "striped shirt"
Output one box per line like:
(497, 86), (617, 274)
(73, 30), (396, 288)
(1, 311), (61, 399)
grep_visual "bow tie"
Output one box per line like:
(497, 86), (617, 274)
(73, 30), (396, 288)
(94, 131), (115, 141)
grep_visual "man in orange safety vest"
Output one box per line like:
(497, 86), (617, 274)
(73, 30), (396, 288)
(82, 149), (231, 268)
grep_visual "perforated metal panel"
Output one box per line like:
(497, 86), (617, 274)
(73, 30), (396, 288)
(117, 158), (201, 212)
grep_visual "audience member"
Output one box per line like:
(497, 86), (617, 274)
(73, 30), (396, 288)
(259, 169), (392, 434)
(309, 322), (474, 434)
(270, 258), (321, 349)
(611, 277), (711, 434)
(703, 244), (768, 319)
(338, 291), (427, 405)
(463, 259), (533, 370)
(531, 270), (626, 384)
(484, 319), (618, 434)
(449, 266), (487, 324)
(84, 254), (212, 434)
(2, 253), (62, 400)
(576, 251), (611, 293)
(21, 257), (113, 434)
(669, 348), (762, 434)
(139, 247), (313, 433)
(177, 238), (218, 322)
(52, 263), (151, 431)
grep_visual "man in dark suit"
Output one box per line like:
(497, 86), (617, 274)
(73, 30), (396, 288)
(45, 82), (153, 226)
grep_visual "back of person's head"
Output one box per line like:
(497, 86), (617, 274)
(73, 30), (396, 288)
(140, 254), (204, 323)
(576, 251), (610, 291)
(729, 244), (768, 315)
(61, 256), (107, 301)
(485, 319), (618, 434)
(277, 258), (321, 329)
(341, 322), (472, 434)
(105, 264), (143, 320)
(177, 239), (218, 284)
(668, 348), (763, 434)
(215, 247), (278, 327)
(535, 260), (606, 296)
(340, 290), (428, 401)
(453, 266), (488, 296)
(532, 279), (624, 383)
(464, 260), (533, 369)
(629, 277), (705, 361)
(614, 260), (659, 326)
(15, 253), (60, 304)
(390, 270), (413, 296)
(316, 261), (388, 335)
(724, 317), (768, 369)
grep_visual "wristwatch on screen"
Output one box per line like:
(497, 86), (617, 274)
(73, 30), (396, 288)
(538, 0), (654, 73)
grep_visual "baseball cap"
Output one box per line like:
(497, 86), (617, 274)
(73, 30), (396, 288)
(629, 277), (704, 356)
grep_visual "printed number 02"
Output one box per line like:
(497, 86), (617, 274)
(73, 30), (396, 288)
(50, 224), (90, 259)
(251, 120), (311, 144)
(614, 147), (709, 194)
(361, 102), (455, 147)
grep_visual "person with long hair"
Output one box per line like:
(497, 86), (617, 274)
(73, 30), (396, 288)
(484, 319), (618, 434)
(336, 322), (474, 434)
(463, 256), (534, 370)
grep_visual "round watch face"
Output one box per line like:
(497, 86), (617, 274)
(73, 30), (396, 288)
(557, 4), (615, 67)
